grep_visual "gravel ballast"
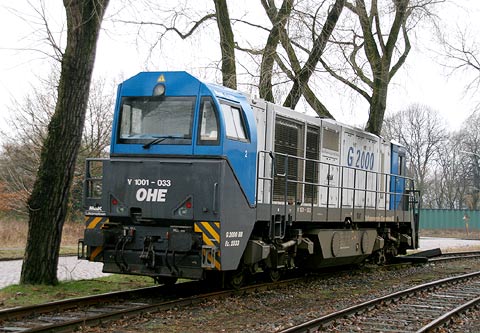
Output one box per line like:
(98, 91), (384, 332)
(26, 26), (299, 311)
(81, 259), (480, 332)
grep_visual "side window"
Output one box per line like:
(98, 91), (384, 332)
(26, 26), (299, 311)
(399, 155), (404, 175)
(322, 127), (339, 152)
(221, 104), (247, 141)
(120, 104), (142, 138)
(198, 97), (219, 145)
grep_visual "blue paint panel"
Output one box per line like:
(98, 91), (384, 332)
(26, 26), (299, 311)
(389, 143), (405, 210)
(205, 83), (257, 206)
(121, 71), (202, 97)
(110, 72), (201, 156)
(109, 71), (257, 206)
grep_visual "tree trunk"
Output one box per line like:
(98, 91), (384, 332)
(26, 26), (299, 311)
(283, 0), (345, 110)
(365, 71), (389, 135)
(213, 0), (237, 89)
(259, 0), (293, 102)
(21, 0), (109, 285)
(359, 0), (409, 135)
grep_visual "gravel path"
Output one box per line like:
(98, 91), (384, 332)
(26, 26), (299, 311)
(0, 257), (109, 288)
(419, 237), (480, 251)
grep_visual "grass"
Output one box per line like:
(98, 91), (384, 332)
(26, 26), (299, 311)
(0, 247), (80, 260)
(0, 275), (155, 309)
(0, 215), (84, 247)
(420, 228), (480, 239)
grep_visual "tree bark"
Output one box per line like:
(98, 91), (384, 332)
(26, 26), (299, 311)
(259, 0), (293, 102)
(21, 0), (109, 285)
(366, 72), (389, 134)
(283, 0), (345, 110)
(213, 0), (237, 89)
(354, 0), (409, 135)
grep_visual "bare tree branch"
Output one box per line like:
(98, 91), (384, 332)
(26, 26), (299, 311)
(116, 13), (215, 40)
(259, 0), (294, 102)
(320, 56), (372, 102)
(283, 0), (345, 109)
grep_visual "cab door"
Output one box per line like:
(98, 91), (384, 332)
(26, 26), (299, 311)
(390, 143), (406, 210)
(194, 96), (223, 156)
(218, 100), (257, 206)
(193, 94), (257, 206)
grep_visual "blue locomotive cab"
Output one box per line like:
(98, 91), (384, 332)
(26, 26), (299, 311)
(110, 72), (257, 205)
(81, 72), (258, 282)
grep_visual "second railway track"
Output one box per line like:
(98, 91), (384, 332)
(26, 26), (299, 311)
(281, 269), (480, 333)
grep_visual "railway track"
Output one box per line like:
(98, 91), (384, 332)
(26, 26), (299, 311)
(1, 251), (479, 332)
(0, 276), (300, 332)
(392, 249), (480, 264)
(280, 270), (480, 333)
(429, 250), (480, 263)
(0, 280), (211, 332)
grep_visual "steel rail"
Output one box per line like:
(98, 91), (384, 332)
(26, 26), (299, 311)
(427, 250), (480, 263)
(0, 284), (167, 322)
(0, 278), (301, 332)
(416, 296), (480, 333)
(279, 270), (480, 333)
(23, 289), (232, 333)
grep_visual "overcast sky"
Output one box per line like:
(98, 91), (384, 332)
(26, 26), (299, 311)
(0, 1), (479, 134)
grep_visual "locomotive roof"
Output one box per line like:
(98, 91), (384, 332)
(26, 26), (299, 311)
(122, 71), (387, 144)
(250, 96), (382, 143)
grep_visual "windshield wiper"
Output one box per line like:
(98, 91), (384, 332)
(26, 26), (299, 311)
(142, 135), (186, 149)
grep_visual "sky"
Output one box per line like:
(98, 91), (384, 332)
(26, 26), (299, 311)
(0, 1), (479, 134)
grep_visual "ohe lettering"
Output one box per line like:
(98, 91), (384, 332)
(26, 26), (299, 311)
(136, 188), (168, 202)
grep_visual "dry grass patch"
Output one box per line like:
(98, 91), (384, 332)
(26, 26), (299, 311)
(0, 216), (84, 258)
(0, 218), (27, 248)
(420, 228), (480, 240)
(0, 217), (83, 248)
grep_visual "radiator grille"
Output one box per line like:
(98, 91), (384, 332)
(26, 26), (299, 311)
(273, 118), (304, 202)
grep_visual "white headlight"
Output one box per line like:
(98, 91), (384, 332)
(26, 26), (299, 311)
(153, 84), (165, 96)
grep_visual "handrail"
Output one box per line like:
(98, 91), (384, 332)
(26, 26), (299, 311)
(84, 158), (108, 206)
(255, 150), (415, 223)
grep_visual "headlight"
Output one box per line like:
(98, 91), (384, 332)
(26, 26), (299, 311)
(153, 83), (165, 96)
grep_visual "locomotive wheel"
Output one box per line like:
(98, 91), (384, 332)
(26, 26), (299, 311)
(266, 268), (281, 282)
(228, 269), (246, 289)
(154, 276), (178, 286)
(373, 250), (386, 265)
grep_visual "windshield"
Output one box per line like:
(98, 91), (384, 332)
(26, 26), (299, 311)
(118, 96), (195, 144)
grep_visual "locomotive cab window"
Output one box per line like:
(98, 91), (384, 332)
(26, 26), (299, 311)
(198, 97), (219, 145)
(221, 103), (248, 141)
(118, 96), (195, 144)
(399, 155), (405, 175)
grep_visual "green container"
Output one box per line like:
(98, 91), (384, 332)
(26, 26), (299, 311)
(419, 209), (480, 230)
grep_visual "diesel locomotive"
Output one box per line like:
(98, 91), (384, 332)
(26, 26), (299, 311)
(78, 71), (420, 287)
